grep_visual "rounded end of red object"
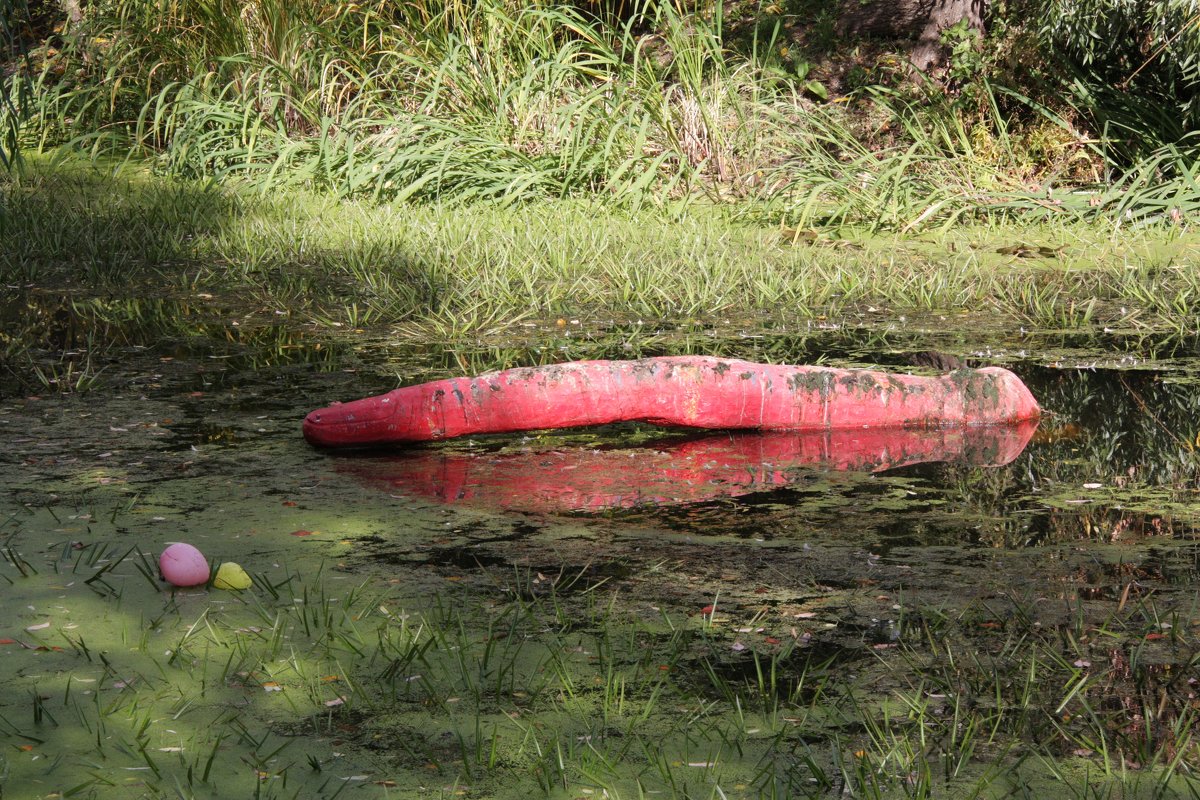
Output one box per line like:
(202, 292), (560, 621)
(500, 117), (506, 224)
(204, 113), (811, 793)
(301, 408), (330, 447)
(302, 393), (404, 448)
(979, 367), (1041, 422)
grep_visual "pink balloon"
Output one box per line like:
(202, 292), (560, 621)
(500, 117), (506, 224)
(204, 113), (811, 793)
(159, 543), (211, 587)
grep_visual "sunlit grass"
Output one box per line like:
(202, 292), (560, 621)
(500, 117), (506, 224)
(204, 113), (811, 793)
(2, 157), (1198, 351)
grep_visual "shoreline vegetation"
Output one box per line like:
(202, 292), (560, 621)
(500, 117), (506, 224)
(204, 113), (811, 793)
(2, 0), (1198, 338)
(2, 158), (1199, 341)
(2, 0), (1200, 229)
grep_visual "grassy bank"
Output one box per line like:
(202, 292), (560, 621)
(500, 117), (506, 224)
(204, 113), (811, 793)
(2, 157), (1199, 346)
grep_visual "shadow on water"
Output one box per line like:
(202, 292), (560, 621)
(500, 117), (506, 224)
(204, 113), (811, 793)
(0, 161), (456, 401)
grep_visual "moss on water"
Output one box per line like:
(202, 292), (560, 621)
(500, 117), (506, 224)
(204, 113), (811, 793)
(3, 326), (1200, 796)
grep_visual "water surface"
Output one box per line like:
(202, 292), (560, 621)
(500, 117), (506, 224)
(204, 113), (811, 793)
(3, 295), (1200, 796)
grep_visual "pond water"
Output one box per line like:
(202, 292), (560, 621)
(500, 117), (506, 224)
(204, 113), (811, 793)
(3, 294), (1200, 797)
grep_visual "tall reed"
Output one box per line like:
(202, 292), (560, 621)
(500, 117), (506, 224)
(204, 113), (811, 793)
(8, 0), (1200, 229)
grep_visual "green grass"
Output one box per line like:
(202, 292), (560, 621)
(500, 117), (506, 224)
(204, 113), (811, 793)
(1, 156), (1198, 353)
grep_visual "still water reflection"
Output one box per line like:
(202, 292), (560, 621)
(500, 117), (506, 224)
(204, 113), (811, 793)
(339, 423), (1038, 514)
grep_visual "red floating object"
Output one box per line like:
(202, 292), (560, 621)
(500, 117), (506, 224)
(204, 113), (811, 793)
(302, 357), (1039, 449)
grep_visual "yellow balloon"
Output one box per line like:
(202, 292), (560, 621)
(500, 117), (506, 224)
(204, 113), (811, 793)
(213, 562), (252, 591)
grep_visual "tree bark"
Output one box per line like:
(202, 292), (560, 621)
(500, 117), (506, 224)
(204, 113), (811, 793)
(838, 0), (986, 73)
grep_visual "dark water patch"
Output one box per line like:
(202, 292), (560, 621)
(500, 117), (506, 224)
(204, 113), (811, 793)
(369, 536), (633, 599)
(422, 546), (512, 571)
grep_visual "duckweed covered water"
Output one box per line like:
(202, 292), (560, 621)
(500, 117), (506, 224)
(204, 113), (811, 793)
(4, 294), (1200, 797)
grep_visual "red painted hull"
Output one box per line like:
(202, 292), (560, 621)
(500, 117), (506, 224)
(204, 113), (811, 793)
(339, 423), (1038, 513)
(303, 357), (1040, 448)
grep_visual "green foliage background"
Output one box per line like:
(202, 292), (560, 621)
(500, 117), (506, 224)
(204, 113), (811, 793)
(3, 0), (1200, 225)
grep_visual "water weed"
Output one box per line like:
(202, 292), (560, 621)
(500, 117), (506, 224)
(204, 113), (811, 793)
(4, 311), (1200, 796)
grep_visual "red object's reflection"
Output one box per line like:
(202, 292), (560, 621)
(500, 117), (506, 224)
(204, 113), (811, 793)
(338, 422), (1038, 514)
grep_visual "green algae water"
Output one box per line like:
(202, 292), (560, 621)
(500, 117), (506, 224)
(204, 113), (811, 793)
(4, 292), (1200, 798)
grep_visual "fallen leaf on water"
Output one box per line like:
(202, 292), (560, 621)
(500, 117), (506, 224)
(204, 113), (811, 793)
(325, 697), (346, 707)
(263, 682), (283, 692)
(290, 529), (315, 536)
(701, 605), (715, 615)
(25, 622), (50, 632)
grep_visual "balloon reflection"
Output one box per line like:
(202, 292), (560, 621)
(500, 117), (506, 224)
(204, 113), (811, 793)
(338, 422), (1038, 514)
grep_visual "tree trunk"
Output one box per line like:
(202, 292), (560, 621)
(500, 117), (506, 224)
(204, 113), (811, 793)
(61, 0), (84, 30)
(838, 0), (987, 73)
(59, 0), (91, 65)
